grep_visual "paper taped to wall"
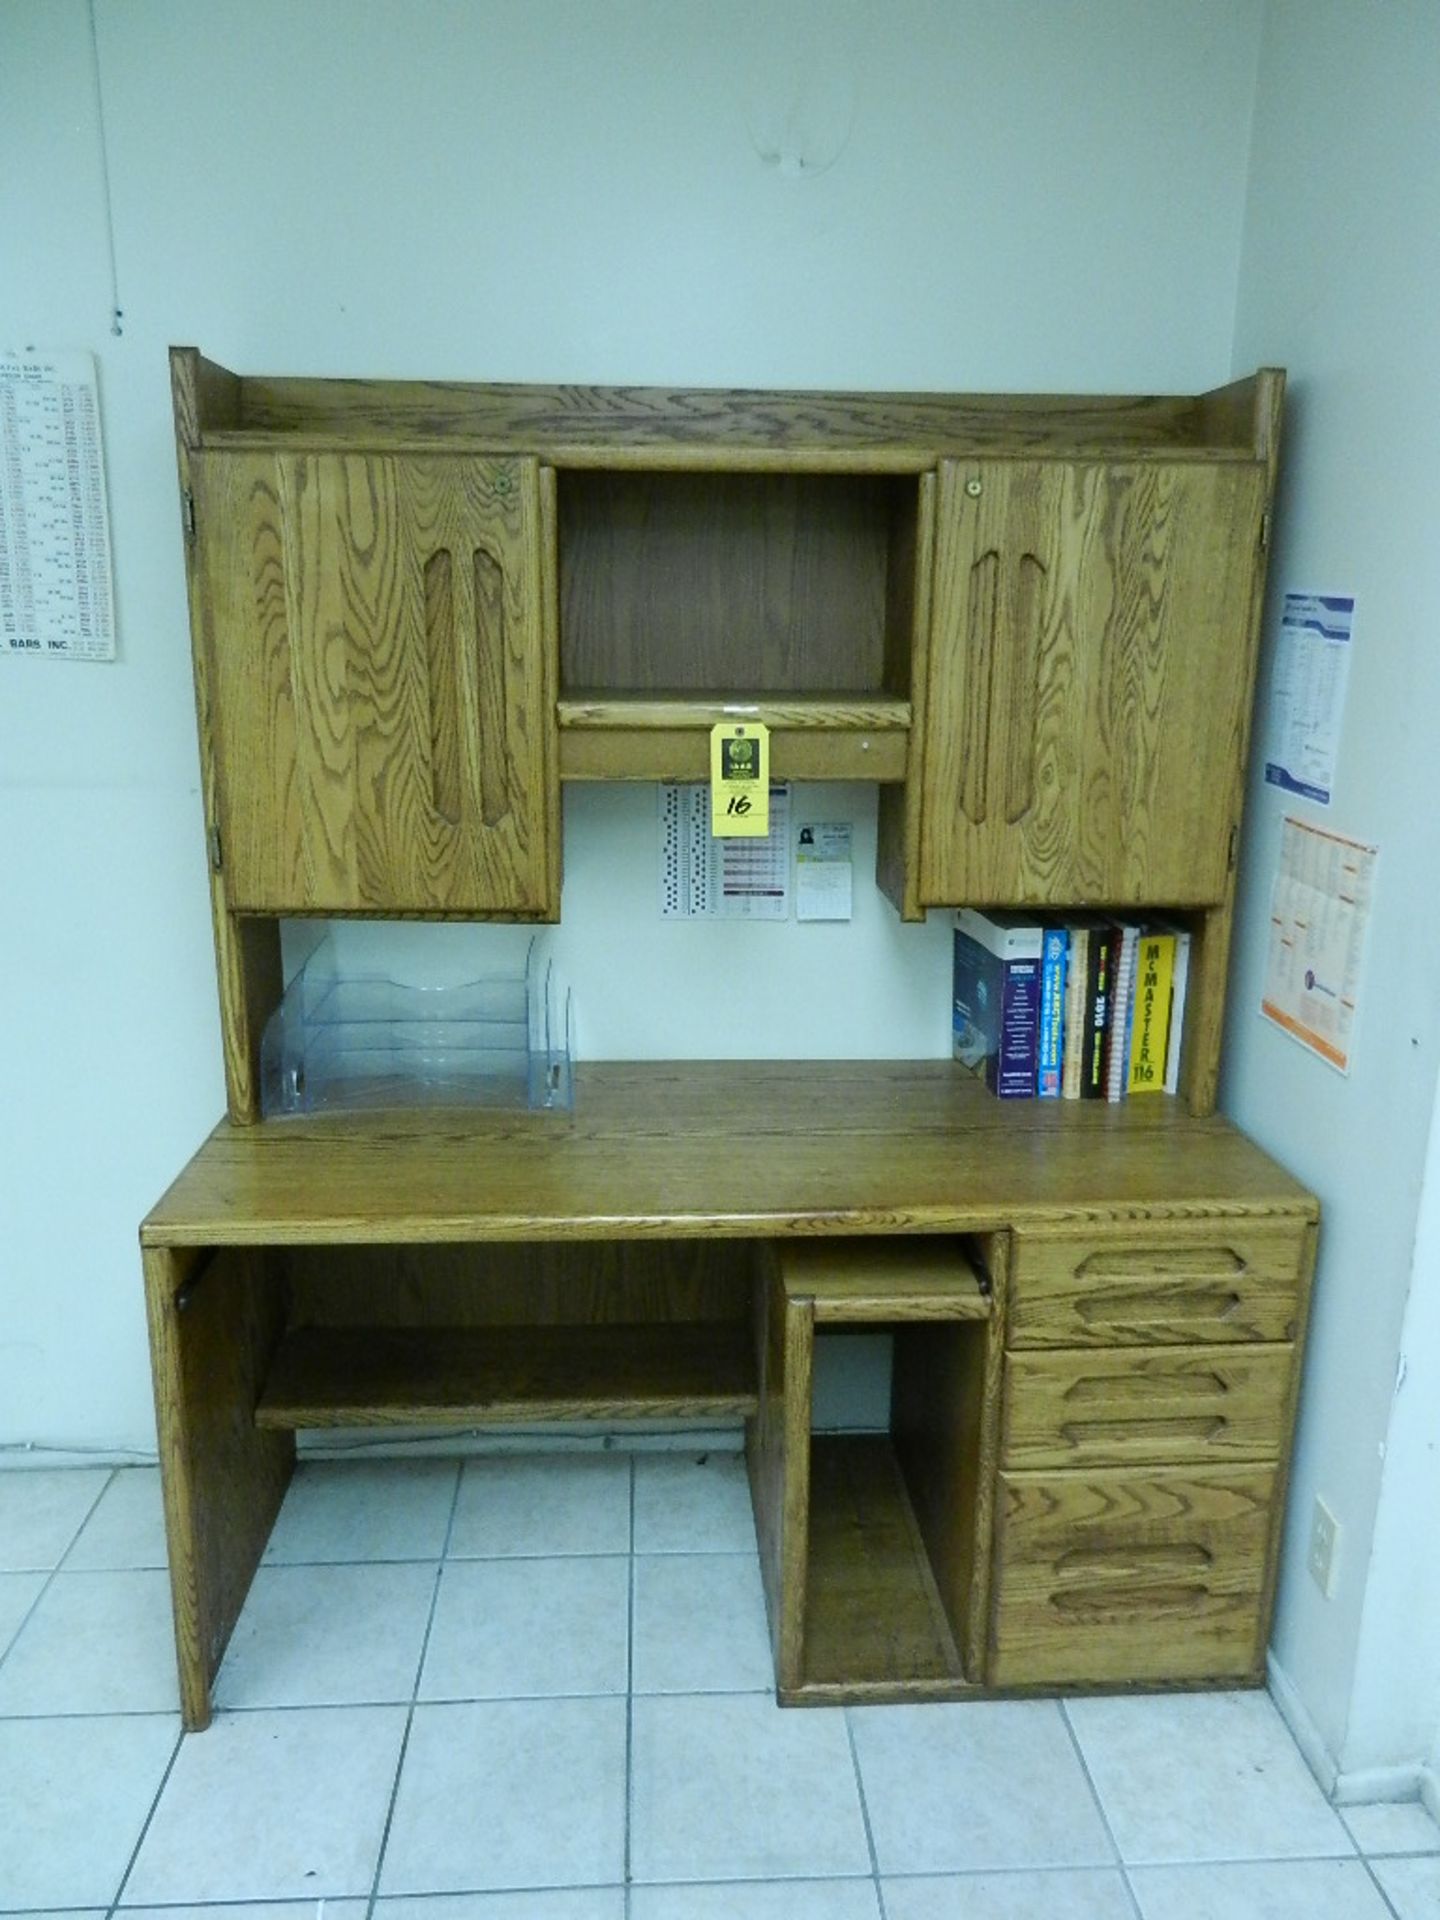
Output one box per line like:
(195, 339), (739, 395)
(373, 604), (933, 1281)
(795, 821), (853, 921)
(1260, 813), (1376, 1074)
(659, 782), (790, 918)
(0, 352), (116, 661)
(1264, 591), (1354, 805)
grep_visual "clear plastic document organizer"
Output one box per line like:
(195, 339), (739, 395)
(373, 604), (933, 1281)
(259, 936), (574, 1117)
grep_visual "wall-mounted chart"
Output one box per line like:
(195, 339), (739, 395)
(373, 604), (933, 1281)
(0, 352), (115, 661)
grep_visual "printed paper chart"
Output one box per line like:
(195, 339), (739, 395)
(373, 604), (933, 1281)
(1261, 814), (1376, 1074)
(0, 352), (115, 660)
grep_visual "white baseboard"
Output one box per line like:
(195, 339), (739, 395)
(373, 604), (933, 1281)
(1333, 1762), (1428, 1806)
(1268, 1649), (1340, 1797)
(0, 1446), (155, 1470)
(1269, 1650), (1440, 1809)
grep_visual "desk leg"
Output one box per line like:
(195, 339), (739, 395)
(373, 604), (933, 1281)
(144, 1244), (294, 1729)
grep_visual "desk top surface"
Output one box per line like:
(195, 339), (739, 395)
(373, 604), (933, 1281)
(141, 1063), (1315, 1248)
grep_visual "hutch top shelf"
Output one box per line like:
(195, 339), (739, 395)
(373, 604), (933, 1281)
(176, 359), (1280, 470)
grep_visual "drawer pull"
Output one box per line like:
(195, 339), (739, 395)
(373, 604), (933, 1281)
(1055, 1542), (1213, 1581)
(1050, 1583), (1212, 1621)
(1061, 1370), (1229, 1405)
(1075, 1247), (1248, 1281)
(423, 547), (461, 825)
(474, 544), (509, 828)
(1058, 1416), (1228, 1449)
(1076, 1286), (1244, 1329)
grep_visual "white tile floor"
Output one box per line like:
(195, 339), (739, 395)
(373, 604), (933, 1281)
(2, 1456), (1439, 1919)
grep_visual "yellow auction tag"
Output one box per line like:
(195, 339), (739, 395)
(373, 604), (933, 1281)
(710, 721), (769, 836)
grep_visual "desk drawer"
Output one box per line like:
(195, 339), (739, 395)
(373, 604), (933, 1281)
(1008, 1225), (1305, 1349)
(1002, 1345), (1292, 1470)
(989, 1464), (1274, 1686)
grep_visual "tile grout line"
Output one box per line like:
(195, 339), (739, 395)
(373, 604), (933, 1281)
(88, 1452), (166, 1918)
(624, 1454), (636, 1919)
(104, 1714), (186, 1918)
(362, 1458), (464, 1920)
(841, 1707), (889, 1919)
(0, 1467), (117, 1687)
(1359, 1854), (1406, 1920)
(0, 1682), (779, 1724)
(791, 1849), (1424, 1882)
(1057, 1699), (1146, 1920)
(260, 1547), (757, 1566)
(1108, 1846), (1417, 1871)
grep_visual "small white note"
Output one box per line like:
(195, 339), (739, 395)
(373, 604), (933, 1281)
(795, 820), (853, 921)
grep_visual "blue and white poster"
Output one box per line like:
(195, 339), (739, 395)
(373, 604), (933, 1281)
(1264, 591), (1355, 805)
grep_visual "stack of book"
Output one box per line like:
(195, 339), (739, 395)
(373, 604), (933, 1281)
(952, 908), (1190, 1101)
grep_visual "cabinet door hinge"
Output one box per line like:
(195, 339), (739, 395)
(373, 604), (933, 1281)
(1228, 823), (1239, 870)
(1259, 510), (1270, 551)
(208, 826), (223, 872)
(182, 489), (197, 543)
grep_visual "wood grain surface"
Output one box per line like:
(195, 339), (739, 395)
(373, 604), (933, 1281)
(775, 1236), (988, 1322)
(172, 351), (284, 1123)
(557, 693), (911, 730)
(558, 723), (907, 783)
(1008, 1222), (1307, 1348)
(802, 1434), (965, 1689)
(1001, 1343), (1293, 1470)
(988, 1463), (1276, 1685)
(747, 1256), (813, 1692)
(194, 450), (556, 914)
(876, 469), (936, 921)
(216, 373), (1250, 460)
(140, 1064), (1315, 1249)
(143, 1245), (293, 1728)
(919, 458), (1266, 908)
(559, 472), (900, 694)
(556, 692), (910, 782)
(892, 1307), (997, 1682)
(255, 1322), (757, 1426)
(285, 1237), (755, 1329)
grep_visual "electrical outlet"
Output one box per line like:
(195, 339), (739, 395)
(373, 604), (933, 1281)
(1309, 1497), (1341, 1598)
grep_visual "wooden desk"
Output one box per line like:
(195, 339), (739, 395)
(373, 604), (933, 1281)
(140, 1062), (1317, 1728)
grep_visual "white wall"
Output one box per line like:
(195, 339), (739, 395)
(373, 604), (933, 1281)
(1, 0), (1266, 1451)
(1344, 1077), (1440, 1786)
(1225, 0), (1440, 1775)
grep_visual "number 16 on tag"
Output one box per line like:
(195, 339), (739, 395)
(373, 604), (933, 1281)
(710, 722), (770, 836)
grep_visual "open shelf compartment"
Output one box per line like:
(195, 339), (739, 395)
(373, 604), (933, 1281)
(256, 1321), (757, 1426)
(803, 1432), (966, 1690)
(247, 1237), (762, 1433)
(555, 468), (922, 783)
(748, 1236), (1003, 1703)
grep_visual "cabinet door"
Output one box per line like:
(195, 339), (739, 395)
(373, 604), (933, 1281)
(192, 452), (556, 914)
(919, 459), (1265, 907)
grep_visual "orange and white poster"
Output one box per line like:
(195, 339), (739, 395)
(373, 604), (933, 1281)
(1261, 815), (1377, 1074)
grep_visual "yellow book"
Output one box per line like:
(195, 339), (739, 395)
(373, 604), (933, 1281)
(1127, 932), (1176, 1094)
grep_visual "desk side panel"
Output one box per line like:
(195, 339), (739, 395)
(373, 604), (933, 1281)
(144, 1244), (293, 1729)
